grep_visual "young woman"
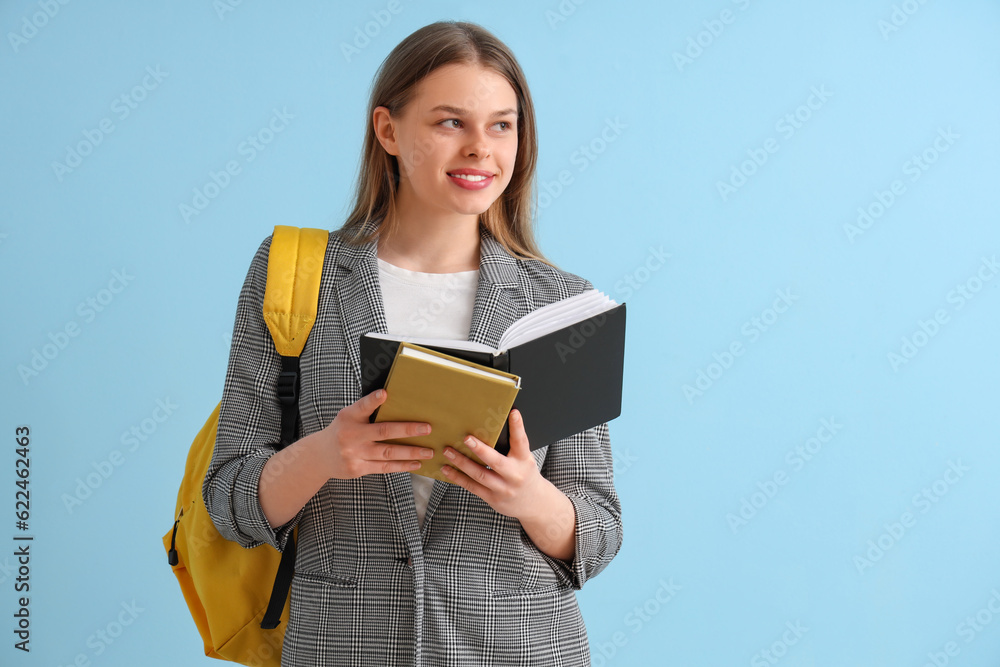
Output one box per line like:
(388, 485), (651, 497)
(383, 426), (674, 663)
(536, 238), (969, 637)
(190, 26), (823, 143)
(204, 21), (622, 666)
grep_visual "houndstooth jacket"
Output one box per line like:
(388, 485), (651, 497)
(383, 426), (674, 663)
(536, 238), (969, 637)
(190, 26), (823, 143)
(203, 218), (623, 666)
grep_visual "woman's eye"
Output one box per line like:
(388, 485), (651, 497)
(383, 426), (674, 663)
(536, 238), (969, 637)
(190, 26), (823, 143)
(441, 119), (461, 128)
(494, 121), (510, 131)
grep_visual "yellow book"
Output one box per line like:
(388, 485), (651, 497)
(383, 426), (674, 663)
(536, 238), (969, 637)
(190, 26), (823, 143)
(372, 342), (521, 483)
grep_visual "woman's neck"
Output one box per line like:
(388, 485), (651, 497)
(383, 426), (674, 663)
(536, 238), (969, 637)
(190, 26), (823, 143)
(377, 216), (481, 273)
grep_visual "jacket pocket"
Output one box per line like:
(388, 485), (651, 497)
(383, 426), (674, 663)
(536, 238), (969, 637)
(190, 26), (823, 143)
(293, 571), (358, 588)
(490, 582), (565, 599)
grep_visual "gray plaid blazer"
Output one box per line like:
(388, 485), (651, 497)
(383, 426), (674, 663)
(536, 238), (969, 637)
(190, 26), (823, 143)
(203, 219), (623, 666)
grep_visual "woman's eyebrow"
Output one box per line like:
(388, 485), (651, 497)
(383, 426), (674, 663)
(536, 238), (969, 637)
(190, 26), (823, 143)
(429, 104), (517, 118)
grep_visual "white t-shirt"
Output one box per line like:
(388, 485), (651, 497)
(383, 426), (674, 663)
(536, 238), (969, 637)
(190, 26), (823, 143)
(376, 256), (479, 527)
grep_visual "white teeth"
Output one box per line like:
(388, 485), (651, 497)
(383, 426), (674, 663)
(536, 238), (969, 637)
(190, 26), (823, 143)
(450, 173), (489, 182)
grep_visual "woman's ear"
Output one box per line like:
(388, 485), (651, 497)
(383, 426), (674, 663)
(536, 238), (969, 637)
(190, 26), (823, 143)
(372, 106), (399, 156)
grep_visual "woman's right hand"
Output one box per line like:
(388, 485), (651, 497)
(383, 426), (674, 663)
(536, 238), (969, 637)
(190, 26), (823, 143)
(259, 388), (433, 529)
(317, 388), (435, 479)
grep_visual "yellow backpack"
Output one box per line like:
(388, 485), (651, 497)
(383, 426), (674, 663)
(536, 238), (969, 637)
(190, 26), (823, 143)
(163, 226), (329, 667)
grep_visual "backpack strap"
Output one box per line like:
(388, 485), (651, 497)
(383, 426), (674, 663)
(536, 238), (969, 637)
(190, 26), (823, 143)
(263, 225), (328, 447)
(261, 536), (297, 630)
(259, 225), (328, 630)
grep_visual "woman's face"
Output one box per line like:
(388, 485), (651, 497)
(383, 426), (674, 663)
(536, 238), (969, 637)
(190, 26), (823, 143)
(374, 63), (519, 223)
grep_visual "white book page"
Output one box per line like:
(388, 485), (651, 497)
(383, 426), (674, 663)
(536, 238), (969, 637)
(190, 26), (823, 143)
(502, 301), (616, 348)
(500, 294), (586, 343)
(365, 332), (496, 353)
(498, 290), (618, 350)
(366, 289), (617, 354)
(499, 291), (600, 344)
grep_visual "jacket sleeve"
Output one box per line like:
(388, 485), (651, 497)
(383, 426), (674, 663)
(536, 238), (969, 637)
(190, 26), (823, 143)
(530, 276), (623, 590)
(535, 421), (623, 590)
(202, 235), (305, 551)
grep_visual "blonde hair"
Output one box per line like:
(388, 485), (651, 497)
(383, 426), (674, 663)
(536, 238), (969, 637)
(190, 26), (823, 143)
(336, 21), (553, 267)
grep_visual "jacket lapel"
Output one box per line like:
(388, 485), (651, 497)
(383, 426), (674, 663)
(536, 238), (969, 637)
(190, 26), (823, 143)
(332, 221), (388, 396)
(466, 225), (522, 347)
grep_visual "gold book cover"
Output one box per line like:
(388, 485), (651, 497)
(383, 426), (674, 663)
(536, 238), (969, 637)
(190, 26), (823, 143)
(373, 342), (521, 483)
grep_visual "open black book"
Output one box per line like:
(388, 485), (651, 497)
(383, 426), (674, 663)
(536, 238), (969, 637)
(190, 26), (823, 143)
(360, 290), (626, 455)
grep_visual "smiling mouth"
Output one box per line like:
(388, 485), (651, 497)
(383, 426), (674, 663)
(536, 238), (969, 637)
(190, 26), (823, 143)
(446, 170), (496, 191)
(447, 171), (494, 182)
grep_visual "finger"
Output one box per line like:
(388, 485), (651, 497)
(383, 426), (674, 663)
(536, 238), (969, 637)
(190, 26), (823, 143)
(351, 388), (388, 420)
(440, 458), (492, 499)
(365, 441), (435, 462)
(458, 434), (506, 473)
(443, 445), (502, 488)
(507, 409), (531, 458)
(368, 419), (433, 443)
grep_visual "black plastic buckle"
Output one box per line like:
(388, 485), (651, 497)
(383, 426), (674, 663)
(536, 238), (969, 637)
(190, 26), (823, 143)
(276, 371), (298, 405)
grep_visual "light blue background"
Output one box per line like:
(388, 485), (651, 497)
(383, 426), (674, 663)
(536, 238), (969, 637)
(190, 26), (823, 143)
(2, 1), (999, 665)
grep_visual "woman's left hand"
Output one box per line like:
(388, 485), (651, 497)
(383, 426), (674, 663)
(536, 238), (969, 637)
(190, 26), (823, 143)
(440, 408), (547, 521)
(442, 408), (578, 561)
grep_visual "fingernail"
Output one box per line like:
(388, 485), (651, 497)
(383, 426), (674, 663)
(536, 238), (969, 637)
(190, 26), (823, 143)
(440, 465), (451, 475)
(465, 436), (476, 448)
(420, 449), (434, 458)
(410, 461), (421, 470)
(420, 424), (431, 435)
(376, 389), (385, 399)
(443, 448), (455, 460)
